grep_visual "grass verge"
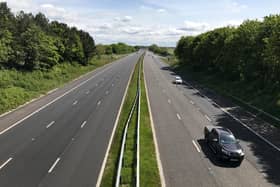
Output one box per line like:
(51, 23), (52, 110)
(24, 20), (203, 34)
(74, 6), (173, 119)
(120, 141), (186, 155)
(160, 54), (280, 128)
(101, 58), (139, 187)
(174, 65), (280, 127)
(101, 54), (161, 186)
(0, 54), (126, 115)
(139, 58), (161, 186)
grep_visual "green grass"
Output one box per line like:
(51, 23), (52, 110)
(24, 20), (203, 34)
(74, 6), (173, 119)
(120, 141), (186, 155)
(0, 54), (126, 115)
(160, 55), (178, 66)
(101, 59), (139, 187)
(169, 59), (280, 127)
(139, 59), (161, 186)
(101, 54), (161, 186)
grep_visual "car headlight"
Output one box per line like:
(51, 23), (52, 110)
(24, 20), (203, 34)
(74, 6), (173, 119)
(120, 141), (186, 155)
(221, 148), (231, 155)
(237, 149), (245, 156)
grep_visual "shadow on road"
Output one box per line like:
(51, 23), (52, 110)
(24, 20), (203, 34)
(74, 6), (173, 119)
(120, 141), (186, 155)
(160, 66), (170, 71)
(158, 62), (280, 185)
(214, 113), (280, 185)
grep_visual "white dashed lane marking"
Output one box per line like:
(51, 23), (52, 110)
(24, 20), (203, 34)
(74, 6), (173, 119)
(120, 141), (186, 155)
(192, 140), (201, 153)
(46, 121), (55, 129)
(204, 115), (212, 122)
(48, 158), (60, 173)
(0, 158), (13, 170)
(176, 113), (182, 120)
(81, 121), (87, 128)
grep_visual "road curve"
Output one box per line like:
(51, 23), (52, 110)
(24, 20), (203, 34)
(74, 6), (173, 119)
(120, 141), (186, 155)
(0, 53), (141, 187)
(144, 52), (279, 187)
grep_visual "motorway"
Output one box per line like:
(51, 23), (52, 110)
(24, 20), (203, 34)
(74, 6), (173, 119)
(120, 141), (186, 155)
(0, 53), (140, 187)
(144, 52), (280, 187)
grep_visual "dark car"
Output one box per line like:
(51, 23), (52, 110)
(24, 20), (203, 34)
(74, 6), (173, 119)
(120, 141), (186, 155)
(204, 126), (244, 164)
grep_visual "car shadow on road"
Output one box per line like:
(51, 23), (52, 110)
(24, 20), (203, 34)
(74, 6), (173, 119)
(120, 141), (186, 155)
(213, 112), (280, 185)
(161, 64), (280, 185)
(197, 139), (241, 168)
(160, 66), (170, 71)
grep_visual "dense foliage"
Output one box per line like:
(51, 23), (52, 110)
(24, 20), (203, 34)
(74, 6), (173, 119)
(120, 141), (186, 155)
(175, 15), (280, 88)
(95, 43), (136, 56)
(148, 44), (170, 56)
(0, 2), (95, 70)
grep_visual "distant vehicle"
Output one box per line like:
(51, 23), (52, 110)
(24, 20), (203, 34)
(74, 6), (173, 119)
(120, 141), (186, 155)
(204, 126), (244, 164)
(174, 76), (183, 84)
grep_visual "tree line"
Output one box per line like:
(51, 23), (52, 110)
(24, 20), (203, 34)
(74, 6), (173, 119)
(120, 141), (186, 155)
(148, 44), (170, 56)
(95, 43), (136, 56)
(175, 15), (280, 89)
(0, 2), (136, 71)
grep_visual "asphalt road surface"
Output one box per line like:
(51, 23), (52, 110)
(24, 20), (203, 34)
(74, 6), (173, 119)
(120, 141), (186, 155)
(144, 52), (280, 187)
(0, 52), (141, 187)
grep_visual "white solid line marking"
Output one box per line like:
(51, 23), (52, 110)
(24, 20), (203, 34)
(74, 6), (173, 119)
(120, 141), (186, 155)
(48, 158), (60, 173)
(96, 58), (136, 187)
(190, 100), (195, 105)
(204, 115), (212, 122)
(183, 81), (280, 152)
(97, 100), (101, 106)
(167, 99), (171, 104)
(73, 100), (78, 105)
(192, 140), (201, 153)
(81, 121), (87, 128)
(46, 121), (55, 129)
(0, 62), (112, 136)
(142, 60), (166, 187)
(0, 158), (13, 170)
(176, 113), (182, 120)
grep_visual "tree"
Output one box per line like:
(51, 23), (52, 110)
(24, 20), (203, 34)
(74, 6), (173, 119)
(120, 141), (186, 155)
(0, 30), (13, 67)
(78, 30), (95, 63)
(63, 28), (84, 63)
(20, 25), (60, 70)
(34, 12), (49, 32)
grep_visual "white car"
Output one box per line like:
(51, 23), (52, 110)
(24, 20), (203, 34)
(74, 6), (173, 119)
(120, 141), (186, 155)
(174, 76), (183, 84)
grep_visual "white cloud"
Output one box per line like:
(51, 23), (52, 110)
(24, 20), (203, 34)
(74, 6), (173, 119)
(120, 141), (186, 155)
(2, 0), (37, 13)
(157, 9), (166, 13)
(140, 5), (167, 14)
(121, 16), (132, 22)
(1, 0), (253, 46)
(40, 4), (66, 18)
(178, 20), (209, 32)
(225, 0), (247, 13)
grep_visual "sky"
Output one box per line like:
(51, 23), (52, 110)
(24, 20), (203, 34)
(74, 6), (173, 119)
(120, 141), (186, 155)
(2, 0), (280, 46)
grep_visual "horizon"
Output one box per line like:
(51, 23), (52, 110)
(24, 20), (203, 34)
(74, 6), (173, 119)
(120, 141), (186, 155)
(2, 0), (280, 47)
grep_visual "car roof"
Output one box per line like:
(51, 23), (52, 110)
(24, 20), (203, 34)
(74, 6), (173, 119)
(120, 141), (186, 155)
(214, 127), (233, 135)
(175, 76), (181, 79)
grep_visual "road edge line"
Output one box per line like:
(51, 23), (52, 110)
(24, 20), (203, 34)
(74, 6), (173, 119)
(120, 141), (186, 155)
(0, 54), (133, 135)
(183, 81), (280, 152)
(143, 55), (166, 187)
(0, 58), (115, 119)
(96, 56), (137, 187)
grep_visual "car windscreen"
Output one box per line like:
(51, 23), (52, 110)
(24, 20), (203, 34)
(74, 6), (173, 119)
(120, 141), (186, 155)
(220, 133), (236, 144)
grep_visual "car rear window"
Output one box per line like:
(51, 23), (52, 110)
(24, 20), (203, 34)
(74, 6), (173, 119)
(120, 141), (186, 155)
(220, 133), (236, 144)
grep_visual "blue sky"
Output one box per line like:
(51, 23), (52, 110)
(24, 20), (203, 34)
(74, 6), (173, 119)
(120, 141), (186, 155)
(2, 0), (280, 46)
